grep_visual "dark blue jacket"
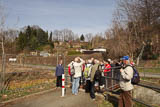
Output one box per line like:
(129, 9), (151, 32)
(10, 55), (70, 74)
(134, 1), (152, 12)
(55, 64), (64, 76)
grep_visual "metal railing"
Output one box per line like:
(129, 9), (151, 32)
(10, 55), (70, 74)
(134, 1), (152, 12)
(103, 67), (160, 107)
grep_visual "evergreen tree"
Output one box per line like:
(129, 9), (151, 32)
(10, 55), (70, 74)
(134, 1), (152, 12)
(29, 34), (38, 50)
(26, 26), (32, 42)
(37, 28), (48, 46)
(49, 32), (53, 43)
(17, 32), (27, 51)
(80, 34), (85, 41)
(49, 32), (54, 49)
(16, 25), (50, 51)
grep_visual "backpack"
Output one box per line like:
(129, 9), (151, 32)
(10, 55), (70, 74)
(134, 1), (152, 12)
(125, 65), (140, 85)
(84, 65), (91, 78)
(94, 70), (101, 81)
(70, 63), (75, 76)
(131, 67), (140, 85)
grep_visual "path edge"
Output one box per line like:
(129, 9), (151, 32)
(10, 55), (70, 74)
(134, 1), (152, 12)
(0, 87), (57, 107)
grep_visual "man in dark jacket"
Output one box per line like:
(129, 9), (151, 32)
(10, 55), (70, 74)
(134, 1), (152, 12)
(55, 60), (64, 88)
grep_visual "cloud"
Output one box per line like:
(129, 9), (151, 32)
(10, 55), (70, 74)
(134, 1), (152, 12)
(4, 0), (116, 34)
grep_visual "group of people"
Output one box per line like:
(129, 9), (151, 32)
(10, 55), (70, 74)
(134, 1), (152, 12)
(55, 56), (134, 107)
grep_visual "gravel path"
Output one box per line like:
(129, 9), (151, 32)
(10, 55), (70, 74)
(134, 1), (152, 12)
(4, 88), (98, 107)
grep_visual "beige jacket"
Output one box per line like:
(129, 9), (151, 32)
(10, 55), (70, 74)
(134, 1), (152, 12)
(68, 58), (85, 78)
(90, 63), (99, 82)
(119, 65), (134, 91)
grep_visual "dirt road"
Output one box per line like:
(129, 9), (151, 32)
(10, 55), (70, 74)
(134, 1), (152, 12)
(4, 88), (98, 107)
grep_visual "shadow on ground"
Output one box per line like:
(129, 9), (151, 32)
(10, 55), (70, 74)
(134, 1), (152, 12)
(106, 94), (119, 107)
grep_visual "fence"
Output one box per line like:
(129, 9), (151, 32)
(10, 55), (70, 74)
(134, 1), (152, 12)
(103, 67), (160, 107)
(1, 53), (160, 105)
(0, 52), (102, 97)
(0, 54), (68, 102)
(103, 67), (120, 91)
(0, 53), (76, 102)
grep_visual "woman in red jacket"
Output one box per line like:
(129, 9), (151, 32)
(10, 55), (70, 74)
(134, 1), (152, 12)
(68, 66), (71, 76)
(104, 60), (111, 76)
(103, 60), (112, 88)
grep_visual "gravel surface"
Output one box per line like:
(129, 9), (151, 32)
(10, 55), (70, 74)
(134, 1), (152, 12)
(4, 88), (98, 107)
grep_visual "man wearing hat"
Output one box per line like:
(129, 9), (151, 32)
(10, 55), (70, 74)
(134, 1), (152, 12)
(118, 56), (134, 107)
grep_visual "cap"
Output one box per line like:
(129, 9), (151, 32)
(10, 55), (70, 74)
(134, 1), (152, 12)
(122, 56), (129, 60)
(108, 59), (111, 62)
(88, 60), (92, 63)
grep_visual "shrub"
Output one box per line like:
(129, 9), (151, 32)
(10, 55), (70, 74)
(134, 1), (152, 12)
(68, 51), (81, 55)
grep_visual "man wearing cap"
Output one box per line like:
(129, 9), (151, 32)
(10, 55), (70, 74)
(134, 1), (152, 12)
(118, 56), (134, 107)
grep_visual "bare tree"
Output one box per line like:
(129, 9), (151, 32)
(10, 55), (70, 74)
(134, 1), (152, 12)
(61, 29), (75, 41)
(91, 34), (105, 48)
(85, 33), (93, 42)
(0, 1), (6, 54)
(53, 29), (76, 42)
(103, 0), (160, 59)
(0, 1), (6, 94)
(53, 30), (60, 41)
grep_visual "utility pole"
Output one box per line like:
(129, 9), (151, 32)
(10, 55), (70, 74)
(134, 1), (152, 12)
(1, 35), (6, 94)
(57, 45), (58, 65)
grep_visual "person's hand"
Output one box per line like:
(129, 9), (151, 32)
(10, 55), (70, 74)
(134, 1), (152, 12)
(77, 57), (80, 59)
(120, 68), (123, 72)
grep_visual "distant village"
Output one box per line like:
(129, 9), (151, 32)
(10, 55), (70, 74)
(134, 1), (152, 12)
(29, 41), (106, 57)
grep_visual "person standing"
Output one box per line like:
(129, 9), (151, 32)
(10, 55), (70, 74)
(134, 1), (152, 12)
(84, 60), (93, 93)
(55, 60), (64, 88)
(104, 60), (111, 76)
(68, 57), (85, 95)
(101, 60), (111, 88)
(90, 59), (99, 100)
(99, 60), (105, 89)
(68, 60), (74, 87)
(119, 56), (134, 107)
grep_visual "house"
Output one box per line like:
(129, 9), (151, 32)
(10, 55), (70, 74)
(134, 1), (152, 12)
(80, 48), (106, 54)
(54, 42), (59, 48)
(93, 48), (106, 52)
(80, 49), (87, 53)
(71, 42), (89, 48)
(30, 51), (38, 56)
(40, 51), (50, 57)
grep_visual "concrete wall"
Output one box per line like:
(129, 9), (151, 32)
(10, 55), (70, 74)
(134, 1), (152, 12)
(133, 85), (160, 106)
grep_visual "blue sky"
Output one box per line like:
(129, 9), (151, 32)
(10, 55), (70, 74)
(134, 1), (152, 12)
(4, 0), (116, 35)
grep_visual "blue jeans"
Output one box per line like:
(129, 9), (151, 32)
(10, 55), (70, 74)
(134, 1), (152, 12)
(72, 77), (80, 94)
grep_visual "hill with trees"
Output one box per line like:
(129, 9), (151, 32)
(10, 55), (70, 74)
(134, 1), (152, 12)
(16, 25), (54, 53)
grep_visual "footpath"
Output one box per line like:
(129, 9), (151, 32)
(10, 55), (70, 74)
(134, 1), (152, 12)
(2, 88), (98, 107)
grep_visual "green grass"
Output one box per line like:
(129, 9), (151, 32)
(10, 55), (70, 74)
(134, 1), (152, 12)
(134, 102), (148, 107)
(141, 77), (160, 83)
(134, 102), (159, 107)
(0, 82), (56, 102)
(137, 68), (160, 73)
(68, 51), (81, 55)
(98, 100), (114, 107)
